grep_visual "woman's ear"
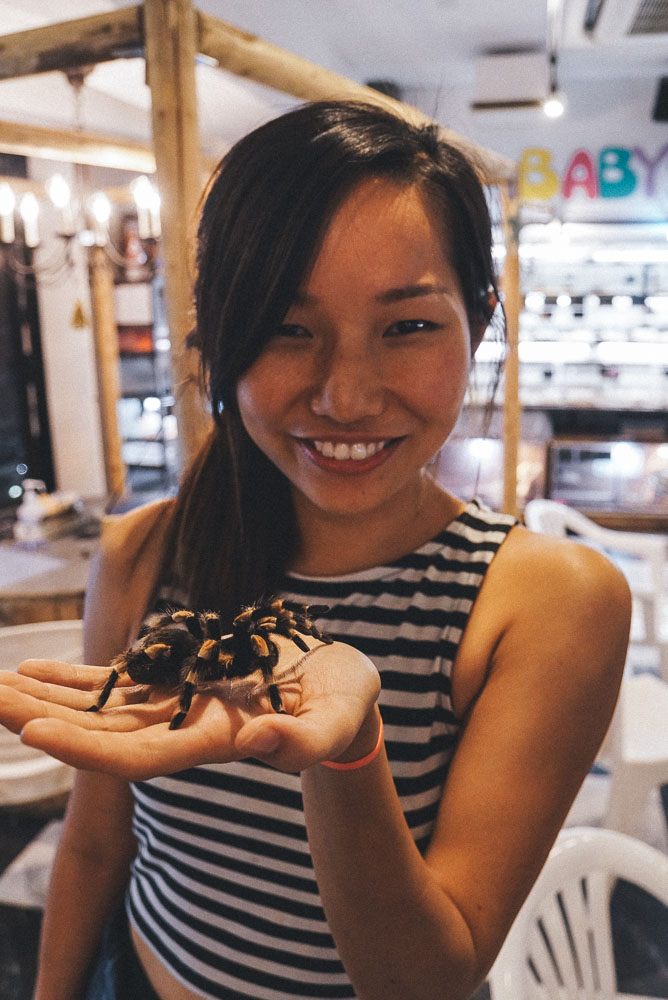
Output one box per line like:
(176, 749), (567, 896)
(470, 290), (498, 354)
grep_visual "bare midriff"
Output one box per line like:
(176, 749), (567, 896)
(131, 920), (207, 1000)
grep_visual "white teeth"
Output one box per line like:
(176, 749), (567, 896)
(313, 440), (388, 460)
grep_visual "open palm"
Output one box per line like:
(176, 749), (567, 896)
(0, 635), (380, 780)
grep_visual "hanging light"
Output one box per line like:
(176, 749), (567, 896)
(0, 183), (16, 243)
(46, 173), (75, 236)
(131, 175), (161, 239)
(543, 92), (565, 118)
(19, 192), (40, 248)
(543, 0), (566, 118)
(89, 192), (112, 247)
(543, 53), (565, 117)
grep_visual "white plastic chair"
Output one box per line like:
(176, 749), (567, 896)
(523, 500), (668, 839)
(0, 619), (82, 806)
(487, 826), (668, 1000)
(600, 671), (668, 836)
(523, 499), (667, 681)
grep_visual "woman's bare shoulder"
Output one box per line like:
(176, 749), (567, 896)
(499, 522), (631, 609)
(454, 522), (632, 715)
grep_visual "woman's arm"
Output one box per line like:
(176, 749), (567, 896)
(33, 501), (171, 1000)
(300, 530), (631, 1000)
(33, 773), (136, 1000)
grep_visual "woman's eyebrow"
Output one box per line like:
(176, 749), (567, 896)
(376, 283), (451, 304)
(291, 283), (451, 308)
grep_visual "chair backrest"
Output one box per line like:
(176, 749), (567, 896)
(523, 499), (666, 650)
(524, 499), (594, 542)
(487, 826), (668, 999)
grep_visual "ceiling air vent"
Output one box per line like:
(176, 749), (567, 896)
(470, 52), (549, 111)
(628, 0), (668, 34)
(567, 0), (668, 43)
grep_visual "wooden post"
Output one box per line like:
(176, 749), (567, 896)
(143, 0), (209, 471)
(89, 245), (127, 498)
(502, 189), (521, 518)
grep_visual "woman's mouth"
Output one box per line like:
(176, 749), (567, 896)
(298, 437), (401, 473)
(313, 440), (389, 461)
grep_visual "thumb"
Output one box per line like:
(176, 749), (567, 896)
(234, 711), (339, 772)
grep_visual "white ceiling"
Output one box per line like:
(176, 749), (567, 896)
(0, 0), (666, 157)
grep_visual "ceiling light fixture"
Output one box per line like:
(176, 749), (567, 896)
(543, 0), (566, 117)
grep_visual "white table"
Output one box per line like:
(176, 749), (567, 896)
(0, 535), (95, 625)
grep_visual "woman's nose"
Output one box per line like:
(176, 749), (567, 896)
(310, 344), (384, 422)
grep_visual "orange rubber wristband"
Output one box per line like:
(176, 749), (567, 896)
(321, 716), (384, 771)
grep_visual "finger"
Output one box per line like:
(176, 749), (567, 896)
(17, 659), (136, 691)
(0, 685), (176, 736)
(0, 670), (148, 711)
(21, 714), (235, 781)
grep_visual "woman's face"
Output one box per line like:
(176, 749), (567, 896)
(236, 178), (484, 530)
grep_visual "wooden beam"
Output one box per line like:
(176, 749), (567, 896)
(196, 10), (516, 184)
(0, 119), (156, 173)
(88, 245), (127, 498)
(501, 188), (521, 518)
(0, 6), (143, 81)
(144, 0), (209, 469)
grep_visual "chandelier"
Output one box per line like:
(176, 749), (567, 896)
(0, 72), (161, 281)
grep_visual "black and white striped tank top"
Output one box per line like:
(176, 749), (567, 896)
(127, 500), (516, 999)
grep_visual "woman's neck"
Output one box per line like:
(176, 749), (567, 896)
(290, 480), (464, 577)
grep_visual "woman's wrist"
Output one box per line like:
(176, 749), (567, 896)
(321, 705), (383, 770)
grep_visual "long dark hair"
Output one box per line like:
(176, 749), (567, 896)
(160, 100), (504, 619)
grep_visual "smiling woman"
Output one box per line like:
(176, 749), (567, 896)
(235, 178), (479, 573)
(0, 100), (631, 1000)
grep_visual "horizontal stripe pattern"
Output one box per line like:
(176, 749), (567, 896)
(128, 499), (516, 999)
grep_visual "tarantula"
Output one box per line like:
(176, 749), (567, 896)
(86, 598), (332, 729)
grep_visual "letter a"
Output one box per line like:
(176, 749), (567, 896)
(563, 150), (598, 199)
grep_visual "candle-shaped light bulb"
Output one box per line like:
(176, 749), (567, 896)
(19, 192), (39, 248)
(46, 173), (74, 235)
(0, 182), (15, 243)
(90, 192), (111, 246)
(147, 184), (161, 239)
(131, 175), (153, 239)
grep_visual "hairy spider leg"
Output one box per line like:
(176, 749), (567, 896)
(86, 655), (131, 712)
(268, 684), (285, 714)
(287, 630), (310, 652)
(172, 609), (204, 640)
(169, 638), (219, 729)
(203, 612), (222, 640)
(247, 631), (286, 714)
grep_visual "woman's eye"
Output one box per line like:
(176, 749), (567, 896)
(275, 324), (311, 339)
(385, 319), (438, 337)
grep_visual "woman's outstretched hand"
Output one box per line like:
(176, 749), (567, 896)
(0, 636), (380, 780)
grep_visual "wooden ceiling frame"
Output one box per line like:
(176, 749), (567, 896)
(0, 0), (520, 511)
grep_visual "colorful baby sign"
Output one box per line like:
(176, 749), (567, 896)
(519, 145), (668, 203)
